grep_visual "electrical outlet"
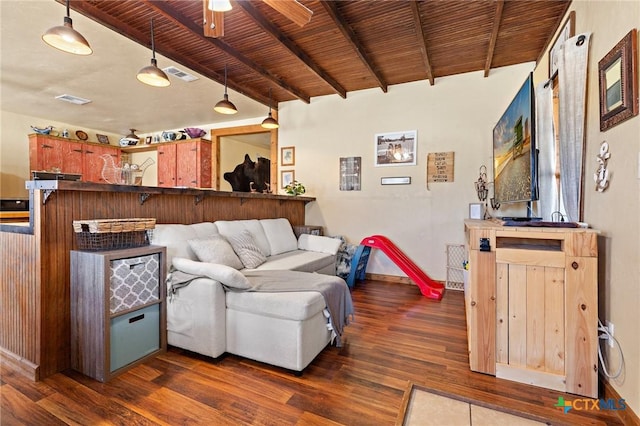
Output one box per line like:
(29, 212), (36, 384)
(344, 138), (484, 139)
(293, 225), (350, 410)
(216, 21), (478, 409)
(607, 321), (615, 348)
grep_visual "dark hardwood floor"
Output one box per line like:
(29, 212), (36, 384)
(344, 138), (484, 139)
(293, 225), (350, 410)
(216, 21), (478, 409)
(1, 280), (624, 425)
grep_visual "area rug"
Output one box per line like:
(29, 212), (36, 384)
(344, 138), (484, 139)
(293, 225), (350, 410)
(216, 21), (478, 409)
(397, 382), (550, 426)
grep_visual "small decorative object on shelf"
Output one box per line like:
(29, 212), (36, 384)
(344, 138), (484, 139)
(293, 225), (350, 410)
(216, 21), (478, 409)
(184, 127), (206, 138)
(31, 125), (54, 135)
(119, 129), (140, 146)
(284, 180), (306, 196)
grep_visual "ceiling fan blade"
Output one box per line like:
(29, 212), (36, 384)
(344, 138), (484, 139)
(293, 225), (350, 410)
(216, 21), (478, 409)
(262, 0), (313, 27)
(203, 0), (225, 38)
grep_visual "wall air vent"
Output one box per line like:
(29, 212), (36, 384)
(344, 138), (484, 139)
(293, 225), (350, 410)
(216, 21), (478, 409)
(162, 66), (199, 82)
(55, 94), (92, 105)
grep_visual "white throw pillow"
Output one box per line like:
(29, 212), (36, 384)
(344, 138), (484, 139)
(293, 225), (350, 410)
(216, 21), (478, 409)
(215, 219), (271, 256)
(260, 218), (298, 255)
(298, 234), (342, 255)
(188, 236), (244, 270)
(172, 257), (251, 289)
(226, 229), (267, 269)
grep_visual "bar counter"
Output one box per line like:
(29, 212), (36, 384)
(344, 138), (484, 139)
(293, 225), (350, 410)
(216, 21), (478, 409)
(0, 181), (315, 380)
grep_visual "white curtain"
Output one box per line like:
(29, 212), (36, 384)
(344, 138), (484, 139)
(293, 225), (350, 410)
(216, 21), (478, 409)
(557, 32), (592, 222)
(535, 80), (557, 221)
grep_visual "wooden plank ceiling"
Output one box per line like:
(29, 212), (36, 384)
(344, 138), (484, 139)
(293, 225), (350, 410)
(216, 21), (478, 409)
(68, 0), (570, 108)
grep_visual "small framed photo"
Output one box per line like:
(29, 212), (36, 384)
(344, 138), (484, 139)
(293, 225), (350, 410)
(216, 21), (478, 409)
(281, 170), (295, 188)
(281, 146), (295, 166)
(145, 136), (153, 144)
(375, 130), (417, 166)
(96, 134), (110, 144)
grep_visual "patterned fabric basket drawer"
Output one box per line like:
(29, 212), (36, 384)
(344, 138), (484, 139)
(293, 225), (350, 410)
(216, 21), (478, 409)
(109, 253), (160, 314)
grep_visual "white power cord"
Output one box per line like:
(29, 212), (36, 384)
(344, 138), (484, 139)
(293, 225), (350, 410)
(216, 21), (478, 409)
(597, 319), (624, 379)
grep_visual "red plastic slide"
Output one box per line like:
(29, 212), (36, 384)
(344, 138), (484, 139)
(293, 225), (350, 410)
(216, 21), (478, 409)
(360, 235), (444, 300)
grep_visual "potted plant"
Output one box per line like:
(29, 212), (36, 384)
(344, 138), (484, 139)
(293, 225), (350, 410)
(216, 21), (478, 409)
(284, 180), (306, 196)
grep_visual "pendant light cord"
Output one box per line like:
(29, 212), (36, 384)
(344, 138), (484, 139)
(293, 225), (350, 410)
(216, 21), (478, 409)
(151, 18), (156, 60)
(224, 64), (228, 95)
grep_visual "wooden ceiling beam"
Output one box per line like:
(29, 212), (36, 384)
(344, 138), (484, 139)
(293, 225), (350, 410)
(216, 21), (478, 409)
(143, 0), (310, 105)
(409, 1), (434, 86)
(262, 0), (313, 27)
(320, 1), (388, 93)
(236, 1), (347, 99)
(484, 0), (504, 78)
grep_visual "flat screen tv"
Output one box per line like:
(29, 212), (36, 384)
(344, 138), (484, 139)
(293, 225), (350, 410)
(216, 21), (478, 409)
(492, 73), (538, 207)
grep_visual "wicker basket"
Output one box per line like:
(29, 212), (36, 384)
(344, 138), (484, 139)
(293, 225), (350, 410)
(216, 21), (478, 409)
(73, 218), (156, 251)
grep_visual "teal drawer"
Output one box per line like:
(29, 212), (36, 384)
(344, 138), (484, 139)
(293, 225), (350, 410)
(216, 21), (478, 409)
(110, 304), (160, 372)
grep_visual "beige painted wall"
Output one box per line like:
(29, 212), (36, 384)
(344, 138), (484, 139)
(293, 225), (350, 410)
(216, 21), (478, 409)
(0, 110), (122, 198)
(278, 62), (535, 280)
(557, 0), (638, 415)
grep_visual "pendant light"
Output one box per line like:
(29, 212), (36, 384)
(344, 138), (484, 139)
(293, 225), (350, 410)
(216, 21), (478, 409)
(136, 18), (170, 88)
(42, 0), (92, 55)
(261, 88), (279, 129)
(208, 0), (232, 12)
(214, 64), (238, 114)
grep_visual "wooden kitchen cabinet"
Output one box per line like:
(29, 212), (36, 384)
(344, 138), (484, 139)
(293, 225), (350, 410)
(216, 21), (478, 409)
(464, 220), (599, 398)
(29, 134), (121, 183)
(157, 139), (212, 188)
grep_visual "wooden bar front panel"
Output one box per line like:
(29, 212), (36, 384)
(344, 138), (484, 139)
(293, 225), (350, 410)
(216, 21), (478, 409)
(1, 182), (312, 380)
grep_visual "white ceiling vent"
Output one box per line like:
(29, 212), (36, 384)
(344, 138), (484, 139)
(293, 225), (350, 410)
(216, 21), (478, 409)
(163, 66), (199, 82)
(55, 94), (92, 105)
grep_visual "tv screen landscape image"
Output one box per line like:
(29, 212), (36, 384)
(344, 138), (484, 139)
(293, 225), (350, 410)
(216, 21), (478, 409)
(493, 73), (537, 205)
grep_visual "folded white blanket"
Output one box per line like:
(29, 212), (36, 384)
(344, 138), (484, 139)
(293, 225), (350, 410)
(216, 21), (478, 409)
(169, 260), (354, 347)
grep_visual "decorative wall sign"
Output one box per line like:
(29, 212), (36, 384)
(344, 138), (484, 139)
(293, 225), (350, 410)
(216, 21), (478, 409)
(381, 177), (411, 185)
(426, 152), (455, 185)
(374, 130), (417, 166)
(339, 156), (361, 191)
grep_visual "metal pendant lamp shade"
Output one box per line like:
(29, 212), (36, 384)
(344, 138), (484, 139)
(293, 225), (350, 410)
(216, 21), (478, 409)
(261, 88), (279, 129)
(214, 65), (238, 114)
(42, 0), (92, 55)
(137, 18), (170, 87)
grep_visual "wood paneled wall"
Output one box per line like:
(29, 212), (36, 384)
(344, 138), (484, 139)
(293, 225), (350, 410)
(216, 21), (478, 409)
(0, 182), (312, 380)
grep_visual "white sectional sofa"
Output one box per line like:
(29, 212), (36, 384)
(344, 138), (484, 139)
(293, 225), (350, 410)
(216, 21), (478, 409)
(152, 218), (351, 372)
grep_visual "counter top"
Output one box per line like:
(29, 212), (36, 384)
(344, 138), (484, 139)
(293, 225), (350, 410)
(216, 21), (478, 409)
(25, 180), (316, 203)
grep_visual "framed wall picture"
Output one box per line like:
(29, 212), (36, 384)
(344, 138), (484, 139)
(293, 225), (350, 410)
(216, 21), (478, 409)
(598, 29), (638, 131)
(548, 11), (575, 78)
(281, 146), (295, 166)
(339, 156), (361, 191)
(96, 134), (110, 144)
(374, 130), (417, 166)
(281, 170), (295, 188)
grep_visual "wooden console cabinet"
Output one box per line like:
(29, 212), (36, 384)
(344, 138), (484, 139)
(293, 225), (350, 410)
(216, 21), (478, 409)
(464, 220), (599, 397)
(71, 245), (167, 382)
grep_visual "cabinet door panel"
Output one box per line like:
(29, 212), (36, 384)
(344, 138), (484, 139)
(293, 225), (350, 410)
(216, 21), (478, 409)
(157, 144), (177, 187)
(32, 138), (65, 172)
(176, 142), (197, 187)
(84, 145), (121, 183)
(544, 267), (565, 374)
(197, 140), (212, 188)
(64, 141), (84, 175)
